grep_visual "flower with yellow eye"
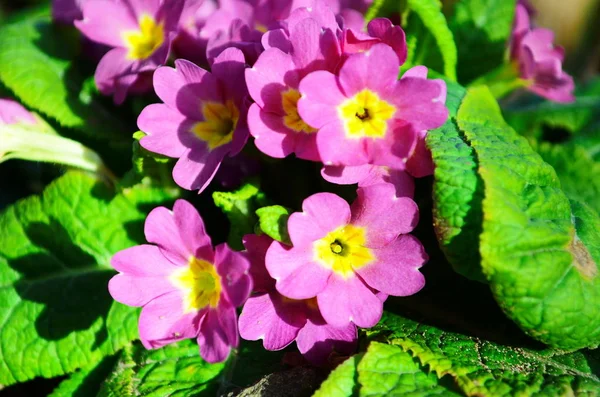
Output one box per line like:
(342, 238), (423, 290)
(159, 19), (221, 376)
(75, 0), (184, 103)
(266, 184), (427, 328)
(137, 48), (250, 192)
(109, 200), (252, 363)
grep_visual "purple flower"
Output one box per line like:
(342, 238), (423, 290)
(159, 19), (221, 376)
(0, 99), (37, 125)
(75, 0), (184, 103)
(238, 234), (357, 365)
(52, 0), (86, 24)
(108, 200), (252, 363)
(510, 4), (574, 103)
(298, 43), (447, 167)
(246, 16), (340, 161)
(138, 48), (250, 192)
(266, 184), (427, 328)
(341, 18), (407, 65)
(172, 0), (217, 65)
(321, 165), (415, 198)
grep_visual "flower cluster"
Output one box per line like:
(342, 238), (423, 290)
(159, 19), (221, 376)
(509, 2), (574, 103)
(71, 0), (449, 365)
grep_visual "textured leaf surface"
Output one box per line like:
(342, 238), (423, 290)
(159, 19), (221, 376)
(373, 313), (600, 397)
(458, 87), (600, 349)
(98, 341), (225, 397)
(256, 205), (291, 244)
(213, 181), (268, 250)
(314, 343), (459, 397)
(48, 356), (117, 397)
(0, 171), (176, 385)
(406, 0), (457, 80)
(427, 81), (485, 280)
(448, 0), (516, 83)
(0, 13), (126, 137)
(534, 142), (600, 214)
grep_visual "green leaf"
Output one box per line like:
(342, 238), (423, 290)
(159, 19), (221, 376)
(213, 181), (268, 250)
(373, 312), (600, 397)
(448, 0), (517, 84)
(98, 340), (225, 397)
(314, 343), (460, 397)
(256, 205), (291, 244)
(48, 356), (118, 397)
(313, 355), (361, 397)
(504, 79), (600, 138)
(406, 0), (457, 81)
(534, 142), (600, 214)
(0, 13), (127, 138)
(458, 87), (600, 349)
(0, 171), (177, 385)
(426, 81), (485, 281)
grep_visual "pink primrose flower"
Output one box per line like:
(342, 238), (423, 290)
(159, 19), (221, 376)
(510, 4), (574, 103)
(238, 234), (357, 365)
(298, 43), (448, 167)
(137, 48), (250, 192)
(246, 14), (341, 161)
(109, 199), (252, 363)
(0, 99), (37, 125)
(266, 184), (427, 328)
(321, 165), (415, 198)
(75, 0), (184, 103)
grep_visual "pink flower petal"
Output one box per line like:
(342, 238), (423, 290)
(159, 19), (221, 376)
(321, 164), (379, 186)
(261, 29), (291, 52)
(138, 104), (189, 158)
(238, 292), (306, 350)
(172, 147), (224, 192)
(392, 77), (449, 130)
(406, 137), (435, 178)
(338, 43), (399, 97)
(351, 184), (419, 247)
(75, 1), (137, 48)
(246, 49), (298, 111)
(287, 192), (352, 246)
(211, 47), (247, 100)
(317, 274), (383, 328)
(314, 122), (370, 166)
(0, 99), (36, 125)
(138, 290), (204, 349)
(108, 273), (177, 307)
(214, 243), (252, 306)
(267, 244), (331, 299)
(111, 244), (183, 275)
(242, 234), (276, 292)
(356, 234), (427, 296)
(153, 60), (220, 120)
(296, 315), (357, 365)
(298, 70), (345, 129)
(216, 300), (240, 348)
(197, 308), (232, 363)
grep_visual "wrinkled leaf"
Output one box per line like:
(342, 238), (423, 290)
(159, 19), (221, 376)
(213, 181), (268, 250)
(459, 87), (600, 349)
(0, 171), (176, 385)
(256, 205), (291, 244)
(372, 312), (600, 396)
(48, 356), (117, 397)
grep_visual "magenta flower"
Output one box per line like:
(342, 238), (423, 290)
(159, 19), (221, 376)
(321, 165), (415, 198)
(108, 200), (252, 363)
(239, 234), (357, 365)
(172, 0), (217, 65)
(298, 43), (448, 167)
(0, 99), (37, 125)
(138, 48), (249, 192)
(266, 184), (427, 328)
(246, 16), (340, 161)
(75, 0), (184, 103)
(341, 18), (407, 65)
(510, 4), (574, 103)
(52, 0), (86, 24)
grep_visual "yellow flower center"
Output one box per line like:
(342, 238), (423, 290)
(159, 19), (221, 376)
(170, 257), (222, 313)
(122, 14), (165, 60)
(282, 89), (317, 134)
(192, 100), (239, 150)
(313, 224), (374, 278)
(338, 89), (396, 139)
